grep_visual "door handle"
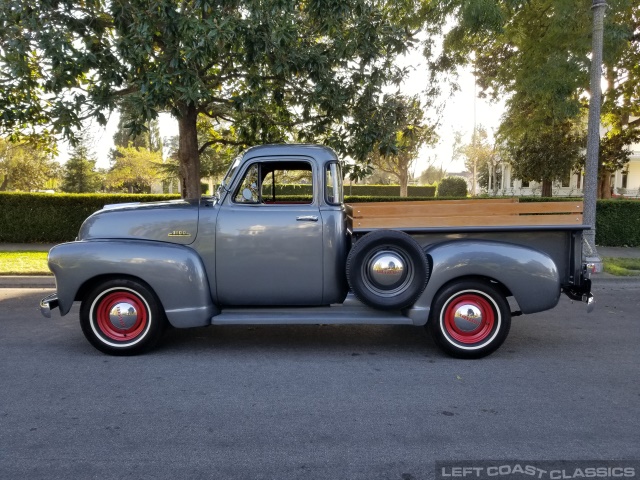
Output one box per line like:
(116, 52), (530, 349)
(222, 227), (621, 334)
(296, 215), (319, 222)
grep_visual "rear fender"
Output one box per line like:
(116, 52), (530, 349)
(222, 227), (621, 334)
(407, 240), (560, 325)
(48, 240), (217, 328)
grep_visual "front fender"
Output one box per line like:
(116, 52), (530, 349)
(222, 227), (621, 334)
(408, 240), (560, 324)
(48, 240), (217, 328)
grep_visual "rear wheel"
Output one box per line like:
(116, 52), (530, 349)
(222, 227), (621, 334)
(428, 280), (511, 359)
(80, 279), (166, 355)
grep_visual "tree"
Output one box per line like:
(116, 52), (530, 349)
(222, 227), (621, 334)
(0, 138), (59, 191)
(342, 162), (374, 195)
(0, 0), (424, 198)
(106, 146), (163, 193)
(426, 0), (639, 198)
(364, 169), (394, 185)
(113, 98), (163, 153)
(366, 95), (438, 197)
(61, 139), (104, 193)
(500, 116), (584, 197)
(163, 117), (242, 183)
(598, 3), (640, 198)
(598, 116), (640, 198)
(449, 130), (465, 168)
(460, 126), (497, 196)
(418, 164), (446, 186)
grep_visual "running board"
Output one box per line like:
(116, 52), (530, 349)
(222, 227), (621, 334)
(211, 301), (412, 326)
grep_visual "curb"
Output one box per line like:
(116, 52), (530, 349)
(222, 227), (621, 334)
(0, 276), (55, 288)
(591, 276), (640, 286)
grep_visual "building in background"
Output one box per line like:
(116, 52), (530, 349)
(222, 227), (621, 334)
(483, 139), (640, 198)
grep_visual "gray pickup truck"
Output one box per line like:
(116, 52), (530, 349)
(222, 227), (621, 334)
(40, 144), (594, 358)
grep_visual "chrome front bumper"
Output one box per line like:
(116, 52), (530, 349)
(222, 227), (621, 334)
(40, 293), (59, 318)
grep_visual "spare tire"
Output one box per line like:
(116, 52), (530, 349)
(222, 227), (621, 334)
(346, 230), (429, 310)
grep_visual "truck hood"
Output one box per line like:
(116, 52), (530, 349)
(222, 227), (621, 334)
(77, 199), (200, 245)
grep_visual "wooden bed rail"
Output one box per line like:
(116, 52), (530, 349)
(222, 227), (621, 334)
(346, 199), (584, 229)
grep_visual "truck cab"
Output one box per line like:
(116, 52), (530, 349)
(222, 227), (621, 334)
(209, 145), (348, 306)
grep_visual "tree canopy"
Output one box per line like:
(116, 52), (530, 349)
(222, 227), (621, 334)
(112, 98), (163, 153)
(0, 0), (425, 198)
(0, 138), (60, 191)
(426, 0), (640, 197)
(106, 146), (164, 193)
(61, 139), (104, 193)
(418, 164), (446, 185)
(460, 126), (498, 195)
(366, 95), (438, 196)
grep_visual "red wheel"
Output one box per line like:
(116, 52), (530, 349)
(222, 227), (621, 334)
(80, 279), (166, 355)
(428, 280), (511, 359)
(93, 290), (149, 342)
(442, 293), (496, 344)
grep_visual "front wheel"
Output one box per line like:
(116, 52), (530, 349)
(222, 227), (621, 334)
(428, 280), (511, 359)
(80, 279), (166, 355)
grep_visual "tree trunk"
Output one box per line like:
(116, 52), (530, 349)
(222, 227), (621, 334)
(541, 179), (552, 197)
(177, 103), (201, 199)
(598, 170), (612, 199)
(492, 162), (498, 196)
(472, 161), (477, 196)
(0, 175), (8, 191)
(399, 170), (408, 197)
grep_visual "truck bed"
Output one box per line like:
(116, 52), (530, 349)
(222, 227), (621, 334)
(345, 198), (584, 230)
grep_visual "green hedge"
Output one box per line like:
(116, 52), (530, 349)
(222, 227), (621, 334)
(279, 184), (436, 197)
(345, 196), (439, 203)
(595, 200), (640, 247)
(0, 192), (179, 243)
(437, 177), (468, 197)
(2, 192), (639, 246)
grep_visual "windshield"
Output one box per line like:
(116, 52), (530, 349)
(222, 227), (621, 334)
(222, 156), (242, 188)
(216, 155), (242, 200)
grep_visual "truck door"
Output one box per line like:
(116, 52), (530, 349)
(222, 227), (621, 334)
(215, 158), (324, 306)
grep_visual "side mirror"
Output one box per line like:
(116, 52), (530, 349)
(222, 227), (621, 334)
(242, 188), (255, 202)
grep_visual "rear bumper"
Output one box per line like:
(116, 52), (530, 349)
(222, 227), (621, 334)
(562, 266), (595, 313)
(40, 293), (59, 318)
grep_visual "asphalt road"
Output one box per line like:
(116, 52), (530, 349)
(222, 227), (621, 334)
(1, 283), (639, 480)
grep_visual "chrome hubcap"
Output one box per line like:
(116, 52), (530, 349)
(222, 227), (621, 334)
(452, 304), (483, 332)
(369, 252), (405, 287)
(108, 302), (139, 330)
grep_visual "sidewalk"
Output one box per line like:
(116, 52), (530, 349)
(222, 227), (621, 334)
(597, 246), (640, 259)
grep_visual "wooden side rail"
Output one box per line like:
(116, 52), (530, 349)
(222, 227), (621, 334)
(346, 200), (584, 229)
(344, 198), (517, 217)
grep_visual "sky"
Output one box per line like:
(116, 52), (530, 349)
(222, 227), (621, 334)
(396, 48), (506, 175)
(59, 46), (506, 176)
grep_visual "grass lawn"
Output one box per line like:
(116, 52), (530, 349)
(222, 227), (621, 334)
(602, 257), (640, 276)
(0, 251), (51, 275)
(0, 250), (638, 278)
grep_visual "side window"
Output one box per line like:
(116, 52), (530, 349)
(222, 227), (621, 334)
(263, 166), (313, 203)
(233, 161), (314, 204)
(325, 162), (343, 205)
